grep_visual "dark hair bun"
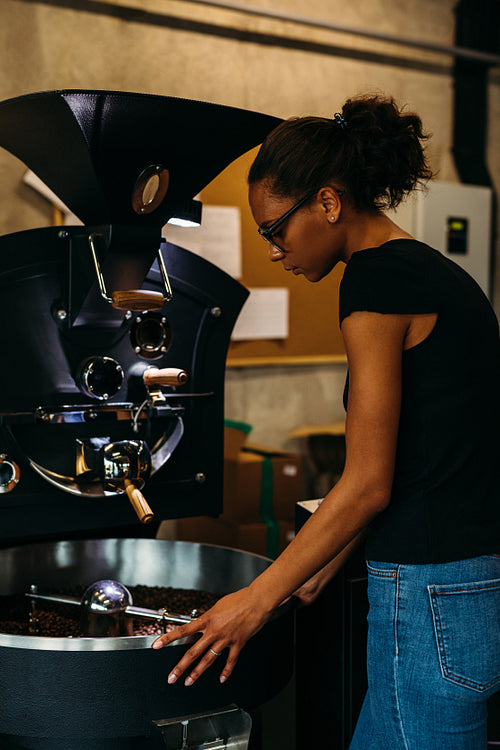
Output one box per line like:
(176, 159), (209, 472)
(248, 94), (433, 211)
(341, 95), (433, 209)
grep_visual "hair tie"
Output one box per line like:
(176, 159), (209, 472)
(333, 112), (348, 130)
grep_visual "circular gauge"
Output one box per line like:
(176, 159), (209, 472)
(130, 312), (172, 359)
(132, 165), (170, 215)
(79, 357), (124, 400)
(0, 455), (20, 493)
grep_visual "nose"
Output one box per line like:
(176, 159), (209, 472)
(268, 244), (285, 262)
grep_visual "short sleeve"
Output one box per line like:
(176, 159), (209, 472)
(339, 246), (437, 325)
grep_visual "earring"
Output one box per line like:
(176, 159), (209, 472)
(329, 216), (336, 222)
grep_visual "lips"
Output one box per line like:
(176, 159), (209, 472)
(282, 263), (302, 275)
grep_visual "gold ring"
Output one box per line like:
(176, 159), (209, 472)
(209, 647), (222, 657)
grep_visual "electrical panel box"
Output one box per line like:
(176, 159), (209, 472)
(390, 181), (492, 298)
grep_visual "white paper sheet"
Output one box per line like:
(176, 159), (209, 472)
(231, 287), (289, 341)
(163, 204), (242, 278)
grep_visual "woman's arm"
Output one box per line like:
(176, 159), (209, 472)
(153, 311), (409, 685)
(292, 529), (366, 605)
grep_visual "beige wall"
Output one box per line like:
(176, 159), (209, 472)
(0, 0), (480, 238)
(0, 0), (498, 452)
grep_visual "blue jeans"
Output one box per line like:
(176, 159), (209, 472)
(349, 555), (500, 750)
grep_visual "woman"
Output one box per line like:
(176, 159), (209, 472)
(153, 95), (500, 749)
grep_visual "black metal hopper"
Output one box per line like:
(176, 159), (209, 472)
(0, 89), (280, 226)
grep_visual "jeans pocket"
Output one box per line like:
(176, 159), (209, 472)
(428, 577), (500, 694)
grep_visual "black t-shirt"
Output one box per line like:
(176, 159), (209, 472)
(339, 239), (500, 563)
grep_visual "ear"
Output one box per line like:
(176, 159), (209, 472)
(317, 186), (342, 222)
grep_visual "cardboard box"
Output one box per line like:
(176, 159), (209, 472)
(237, 520), (295, 559)
(289, 423), (346, 498)
(176, 515), (295, 559)
(224, 419), (252, 460)
(223, 444), (303, 524)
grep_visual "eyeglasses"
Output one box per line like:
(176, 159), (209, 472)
(257, 188), (345, 252)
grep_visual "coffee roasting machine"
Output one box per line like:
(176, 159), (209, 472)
(0, 90), (294, 749)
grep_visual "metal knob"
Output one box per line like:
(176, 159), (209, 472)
(102, 442), (154, 523)
(102, 440), (151, 484)
(75, 440), (154, 523)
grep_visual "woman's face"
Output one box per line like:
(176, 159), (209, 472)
(248, 180), (344, 282)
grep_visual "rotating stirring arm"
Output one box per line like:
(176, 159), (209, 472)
(26, 580), (199, 637)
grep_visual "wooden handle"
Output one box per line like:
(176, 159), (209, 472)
(143, 367), (188, 386)
(111, 290), (165, 311)
(124, 480), (154, 524)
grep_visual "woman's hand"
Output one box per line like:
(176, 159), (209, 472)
(152, 586), (271, 686)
